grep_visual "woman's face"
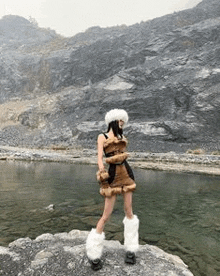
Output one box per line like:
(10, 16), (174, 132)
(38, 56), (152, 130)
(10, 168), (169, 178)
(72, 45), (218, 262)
(118, 120), (124, 129)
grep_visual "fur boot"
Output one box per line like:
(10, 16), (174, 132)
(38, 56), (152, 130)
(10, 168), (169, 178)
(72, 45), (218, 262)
(123, 215), (139, 264)
(86, 228), (105, 270)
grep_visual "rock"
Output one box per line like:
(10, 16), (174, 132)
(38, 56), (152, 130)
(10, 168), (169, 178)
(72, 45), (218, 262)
(0, 1), (220, 152)
(44, 204), (55, 211)
(0, 230), (193, 275)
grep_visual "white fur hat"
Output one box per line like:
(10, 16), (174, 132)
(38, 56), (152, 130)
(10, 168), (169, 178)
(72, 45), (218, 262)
(105, 109), (129, 126)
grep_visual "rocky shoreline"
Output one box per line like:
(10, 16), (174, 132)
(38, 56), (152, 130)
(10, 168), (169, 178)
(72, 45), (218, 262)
(1, 0), (220, 165)
(1, 145), (220, 176)
(0, 229), (193, 276)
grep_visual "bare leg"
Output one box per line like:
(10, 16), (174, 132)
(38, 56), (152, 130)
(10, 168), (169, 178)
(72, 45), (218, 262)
(123, 191), (133, 219)
(96, 195), (117, 233)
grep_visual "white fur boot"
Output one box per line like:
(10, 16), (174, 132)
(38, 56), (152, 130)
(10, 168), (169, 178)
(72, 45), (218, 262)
(86, 228), (105, 270)
(123, 215), (139, 264)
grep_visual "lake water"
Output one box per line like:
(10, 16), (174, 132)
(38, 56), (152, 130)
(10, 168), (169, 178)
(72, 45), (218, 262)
(0, 160), (220, 276)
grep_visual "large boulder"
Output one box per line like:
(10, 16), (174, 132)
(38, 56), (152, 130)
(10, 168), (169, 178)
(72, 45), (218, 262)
(0, 230), (193, 276)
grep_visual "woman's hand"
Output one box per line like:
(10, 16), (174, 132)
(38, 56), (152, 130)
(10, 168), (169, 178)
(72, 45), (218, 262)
(99, 166), (105, 172)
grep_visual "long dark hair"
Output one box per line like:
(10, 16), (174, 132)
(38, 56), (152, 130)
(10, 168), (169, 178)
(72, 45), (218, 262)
(107, 120), (123, 138)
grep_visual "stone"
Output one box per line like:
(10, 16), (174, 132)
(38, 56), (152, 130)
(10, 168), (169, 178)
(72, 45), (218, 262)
(44, 204), (54, 211)
(0, 1), (220, 153)
(0, 230), (194, 276)
(31, 250), (54, 269)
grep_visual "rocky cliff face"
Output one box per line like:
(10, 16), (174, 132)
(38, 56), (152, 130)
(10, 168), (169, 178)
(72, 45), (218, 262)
(0, 0), (220, 153)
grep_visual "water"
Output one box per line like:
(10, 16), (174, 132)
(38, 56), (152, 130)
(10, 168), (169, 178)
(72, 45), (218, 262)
(0, 160), (220, 276)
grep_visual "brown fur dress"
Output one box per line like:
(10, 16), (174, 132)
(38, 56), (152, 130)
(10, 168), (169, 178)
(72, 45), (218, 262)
(98, 135), (136, 197)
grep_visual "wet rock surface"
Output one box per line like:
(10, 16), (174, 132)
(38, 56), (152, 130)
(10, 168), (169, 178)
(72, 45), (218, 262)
(0, 230), (193, 276)
(0, 0), (220, 153)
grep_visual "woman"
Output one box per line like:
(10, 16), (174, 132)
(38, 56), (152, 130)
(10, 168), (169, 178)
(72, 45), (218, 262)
(86, 109), (139, 271)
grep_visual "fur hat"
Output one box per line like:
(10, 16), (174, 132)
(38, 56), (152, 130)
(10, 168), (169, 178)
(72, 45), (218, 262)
(105, 109), (129, 126)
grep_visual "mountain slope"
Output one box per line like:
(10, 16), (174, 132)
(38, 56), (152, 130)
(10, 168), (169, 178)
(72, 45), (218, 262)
(0, 0), (220, 152)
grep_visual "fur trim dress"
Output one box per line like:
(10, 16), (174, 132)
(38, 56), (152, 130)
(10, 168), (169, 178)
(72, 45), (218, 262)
(97, 134), (136, 197)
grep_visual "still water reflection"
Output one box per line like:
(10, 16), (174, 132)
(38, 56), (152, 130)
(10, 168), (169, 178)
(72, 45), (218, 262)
(0, 161), (220, 276)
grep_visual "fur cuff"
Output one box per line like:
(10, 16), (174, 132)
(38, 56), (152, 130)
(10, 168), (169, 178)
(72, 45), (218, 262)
(86, 229), (105, 260)
(123, 215), (139, 253)
(96, 169), (109, 182)
(100, 186), (122, 197)
(106, 152), (128, 164)
(122, 183), (136, 193)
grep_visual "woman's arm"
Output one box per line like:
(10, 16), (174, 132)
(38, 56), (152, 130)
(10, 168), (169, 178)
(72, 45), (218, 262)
(97, 134), (105, 171)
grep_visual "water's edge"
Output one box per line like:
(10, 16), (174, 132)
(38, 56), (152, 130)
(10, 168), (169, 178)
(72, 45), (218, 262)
(1, 145), (220, 175)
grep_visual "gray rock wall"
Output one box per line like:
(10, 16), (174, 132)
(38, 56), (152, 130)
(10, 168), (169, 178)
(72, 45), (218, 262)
(0, 0), (220, 152)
